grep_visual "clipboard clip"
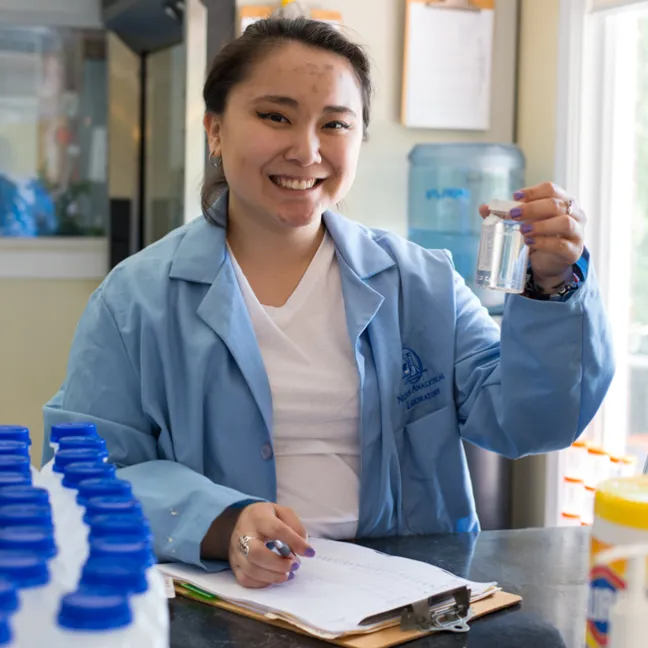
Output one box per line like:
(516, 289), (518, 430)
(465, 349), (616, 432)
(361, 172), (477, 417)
(424, 0), (481, 12)
(400, 585), (472, 633)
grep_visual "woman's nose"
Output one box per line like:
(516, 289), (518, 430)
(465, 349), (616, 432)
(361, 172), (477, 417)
(285, 129), (322, 166)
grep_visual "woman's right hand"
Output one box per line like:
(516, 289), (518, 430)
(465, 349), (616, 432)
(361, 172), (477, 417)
(228, 502), (314, 588)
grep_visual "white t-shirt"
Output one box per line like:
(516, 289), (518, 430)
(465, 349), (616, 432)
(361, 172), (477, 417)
(228, 232), (361, 539)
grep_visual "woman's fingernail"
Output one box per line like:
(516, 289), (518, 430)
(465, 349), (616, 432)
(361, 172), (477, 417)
(513, 190), (525, 200)
(305, 548), (316, 558)
(520, 223), (533, 234)
(288, 571), (296, 580)
(525, 237), (535, 246)
(510, 207), (523, 219)
(290, 562), (300, 572)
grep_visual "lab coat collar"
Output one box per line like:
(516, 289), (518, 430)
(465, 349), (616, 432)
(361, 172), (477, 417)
(168, 191), (396, 284)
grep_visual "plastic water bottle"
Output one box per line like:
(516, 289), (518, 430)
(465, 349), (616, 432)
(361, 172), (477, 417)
(0, 579), (18, 647)
(0, 551), (58, 646)
(41, 423), (99, 479)
(0, 485), (49, 507)
(0, 442), (29, 458)
(76, 478), (133, 508)
(53, 591), (134, 647)
(80, 558), (165, 647)
(87, 536), (169, 641)
(56, 462), (118, 590)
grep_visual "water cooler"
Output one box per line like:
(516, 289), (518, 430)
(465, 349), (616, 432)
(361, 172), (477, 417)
(408, 142), (526, 530)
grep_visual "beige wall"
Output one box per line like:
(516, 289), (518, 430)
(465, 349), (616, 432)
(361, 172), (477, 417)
(0, 280), (99, 458)
(237, 0), (520, 236)
(511, 0), (561, 529)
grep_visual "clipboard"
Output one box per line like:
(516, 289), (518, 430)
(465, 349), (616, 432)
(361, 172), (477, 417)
(173, 580), (522, 647)
(401, 0), (495, 130)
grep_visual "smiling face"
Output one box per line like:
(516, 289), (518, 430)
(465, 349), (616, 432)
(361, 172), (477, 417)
(204, 41), (365, 233)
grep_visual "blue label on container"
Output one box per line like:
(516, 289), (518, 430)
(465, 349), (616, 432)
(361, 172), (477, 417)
(425, 188), (471, 201)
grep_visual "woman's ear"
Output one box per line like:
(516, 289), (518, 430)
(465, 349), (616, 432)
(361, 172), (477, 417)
(203, 113), (222, 157)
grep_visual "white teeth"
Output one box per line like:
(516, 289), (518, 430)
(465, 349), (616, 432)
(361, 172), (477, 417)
(273, 176), (317, 191)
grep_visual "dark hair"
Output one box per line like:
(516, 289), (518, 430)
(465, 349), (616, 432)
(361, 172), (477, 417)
(201, 17), (373, 214)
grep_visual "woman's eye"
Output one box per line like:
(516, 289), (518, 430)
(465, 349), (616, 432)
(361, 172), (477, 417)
(324, 121), (351, 130)
(257, 112), (289, 124)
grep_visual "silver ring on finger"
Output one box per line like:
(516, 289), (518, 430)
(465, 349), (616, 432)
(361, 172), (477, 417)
(565, 198), (574, 216)
(238, 534), (257, 558)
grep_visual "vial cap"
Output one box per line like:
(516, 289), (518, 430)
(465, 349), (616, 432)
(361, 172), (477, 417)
(50, 422), (98, 444)
(488, 199), (521, 216)
(0, 427), (30, 446)
(89, 536), (155, 568)
(76, 478), (132, 507)
(58, 436), (107, 453)
(62, 462), (116, 490)
(0, 456), (30, 477)
(89, 514), (152, 544)
(0, 504), (53, 530)
(0, 527), (57, 560)
(57, 591), (132, 631)
(80, 558), (148, 595)
(0, 473), (31, 489)
(0, 579), (18, 614)
(0, 616), (10, 646)
(0, 441), (29, 458)
(0, 486), (49, 507)
(53, 449), (106, 474)
(83, 496), (143, 525)
(0, 551), (49, 588)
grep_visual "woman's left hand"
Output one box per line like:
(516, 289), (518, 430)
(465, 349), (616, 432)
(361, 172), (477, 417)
(479, 181), (586, 291)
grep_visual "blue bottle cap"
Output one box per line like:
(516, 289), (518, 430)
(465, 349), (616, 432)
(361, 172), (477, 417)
(50, 422), (97, 444)
(83, 496), (143, 525)
(80, 558), (148, 595)
(0, 473), (31, 488)
(76, 478), (132, 507)
(0, 579), (18, 614)
(58, 436), (107, 453)
(0, 527), (57, 560)
(0, 551), (49, 588)
(88, 514), (152, 544)
(0, 504), (53, 530)
(0, 485), (49, 507)
(89, 536), (155, 568)
(0, 427), (30, 446)
(58, 591), (132, 631)
(0, 456), (30, 477)
(62, 462), (117, 490)
(0, 441), (29, 458)
(53, 449), (107, 474)
(0, 616), (10, 646)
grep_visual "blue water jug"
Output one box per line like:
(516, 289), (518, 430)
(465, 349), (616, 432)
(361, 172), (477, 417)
(408, 143), (525, 314)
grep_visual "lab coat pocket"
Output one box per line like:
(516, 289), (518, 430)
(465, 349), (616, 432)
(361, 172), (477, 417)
(398, 405), (472, 534)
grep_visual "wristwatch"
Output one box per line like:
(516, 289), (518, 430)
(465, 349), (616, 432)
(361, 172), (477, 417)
(524, 268), (582, 302)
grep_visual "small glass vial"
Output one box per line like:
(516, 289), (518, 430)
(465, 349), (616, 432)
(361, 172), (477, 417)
(475, 199), (529, 294)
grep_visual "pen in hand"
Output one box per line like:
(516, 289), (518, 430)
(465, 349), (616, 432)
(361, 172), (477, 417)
(267, 539), (293, 558)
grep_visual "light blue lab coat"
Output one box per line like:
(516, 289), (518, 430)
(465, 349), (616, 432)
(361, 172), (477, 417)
(43, 192), (614, 571)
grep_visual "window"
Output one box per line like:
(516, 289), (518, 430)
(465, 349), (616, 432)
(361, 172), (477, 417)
(559, 0), (648, 472)
(0, 25), (107, 237)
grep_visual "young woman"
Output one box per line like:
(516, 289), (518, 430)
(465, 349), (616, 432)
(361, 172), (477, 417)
(44, 18), (613, 589)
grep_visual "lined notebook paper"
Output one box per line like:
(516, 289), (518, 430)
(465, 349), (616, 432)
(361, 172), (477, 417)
(158, 537), (497, 638)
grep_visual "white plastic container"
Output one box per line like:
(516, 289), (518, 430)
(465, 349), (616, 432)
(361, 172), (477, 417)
(0, 551), (59, 646)
(80, 558), (166, 647)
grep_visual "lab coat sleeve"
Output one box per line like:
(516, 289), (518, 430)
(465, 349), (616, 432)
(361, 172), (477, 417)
(42, 289), (260, 571)
(452, 262), (614, 459)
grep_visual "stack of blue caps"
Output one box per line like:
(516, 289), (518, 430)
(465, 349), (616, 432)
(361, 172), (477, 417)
(53, 448), (109, 475)
(76, 478), (133, 507)
(0, 579), (18, 647)
(62, 462), (117, 490)
(0, 427), (30, 446)
(49, 422), (98, 446)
